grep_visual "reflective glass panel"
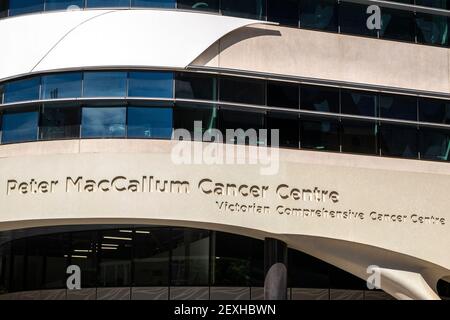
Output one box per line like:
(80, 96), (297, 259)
(0, 0), (8, 17)
(419, 98), (450, 124)
(177, 0), (218, 12)
(341, 89), (377, 117)
(174, 103), (217, 141)
(380, 94), (417, 121)
(175, 72), (217, 101)
(1, 108), (39, 143)
(380, 124), (418, 158)
(221, 0), (266, 20)
(128, 72), (173, 98)
(299, 0), (337, 31)
(45, 0), (84, 10)
(220, 108), (266, 146)
(86, 0), (129, 7)
(267, 0), (299, 27)
(4, 77), (40, 104)
(25, 237), (44, 290)
(288, 249), (330, 288)
(380, 8), (415, 42)
(131, 0), (175, 8)
(341, 120), (377, 155)
(300, 85), (339, 113)
(267, 112), (299, 148)
(220, 76), (265, 105)
(9, 0), (43, 16)
(40, 103), (81, 140)
(300, 116), (339, 151)
(339, 1), (377, 37)
(71, 231), (98, 288)
(415, 0), (449, 9)
(42, 73), (82, 99)
(267, 81), (299, 109)
(41, 233), (69, 289)
(420, 127), (450, 161)
(127, 106), (173, 139)
(81, 106), (126, 138)
(416, 13), (449, 46)
(83, 72), (127, 97)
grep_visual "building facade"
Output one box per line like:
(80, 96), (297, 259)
(0, 0), (449, 300)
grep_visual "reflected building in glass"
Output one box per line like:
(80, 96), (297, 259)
(0, 0), (449, 301)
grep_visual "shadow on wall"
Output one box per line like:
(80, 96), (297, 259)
(191, 26), (282, 66)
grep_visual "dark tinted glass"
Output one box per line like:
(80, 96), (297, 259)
(175, 73), (217, 101)
(330, 266), (366, 290)
(220, 109), (266, 146)
(220, 76), (265, 105)
(41, 233), (69, 289)
(177, 0), (219, 12)
(416, 13), (449, 46)
(10, 240), (25, 291)
(419, 98), (450, 124)
(25, 237), (44, 290)
(267, 81), (299, 109)
(83, 72), (127, 97)
(267, 0), (299, 27)
(339, 2), (377, 37)
(171, 228), (210, 286)
(341, 120), (377, 155)
(127, 106), (173, 139)
(301, 85), (339, 113)
(70, 231), (97, 288)
(40, 103), (80, 140)
(380, 94), (417, 121)
(420, 127), (450, 161)
(174, 103), (217, 140)
(299, 0), (337, 32)
(9, 0), (43, 15)
(45, 0), (84, 10)
(415, 0), (449, 9)
(380, 124), (418, 158)
(221, 0), (266, 20)
(380, 8), (415, 42)
(0, 85), (4, 104)
(4, 77), (40, 103)
(300, 116), (339, 151)
(2, 108), (39, 143)
(341, 89), (377, 117)
(0, 0), (8, 17)
(99, 230), (132, 287)
(133, 228), (170, 286)
(42, 73), (82, 99)
(86, 0), (129, 7)
(81, 106), (126, 138)
(288, 249), (330, 288)
(267, 112), (299, 148)
(128, 72), (173, 98)
(131, 0), (175, 8)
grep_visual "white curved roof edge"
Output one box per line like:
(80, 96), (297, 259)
(0, 9), (273, 82)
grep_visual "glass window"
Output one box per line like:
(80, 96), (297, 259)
(133, 228), (170, 286)
(341, 89), (377, 117)
(4, 77), (40, 104)
(174, 103), (217, 140)
(339, 1), (377, 37)
(220, 76), (265, 105)
(9, 0), (44, 16)
(71, 231), (98, 288)
(177, 0), (218, 12)
(267, 81), (299, 109)
(25, 237), (44, 290)
(128, 71), (173, 98)
(0, 0), (8, 18)
(301, 85), (339, 113)
(380, 124), (418, 158)
(330, 266), (366, 290)
(86, 0), (129, 7)
(41, 234), (69, 289)
(416, 13), (449, 46)
(99, 230), (132, 287)
(267, 0), (299, 27)
(419, 98), (450, 124)
(299, 0), (337, 32)
(175, 73), (217, 101)
(1, 108), (39, 144)
(341, 120), (377, 155)
(10, 239), (26, 292)
(300, 116), (339, 151)
(127, 105), (173, 139)
(81, 106), (126, 138)
(221, 0), (266, 20)
(42, 73), (82, 99)
(83, 72), (127, 97)
(380, 8), (415, 42)
(131, 0), (175, 8)
(0, 85), (4, 104)
(415, 0), (449, 9)
(288, 249), (330, 288)
(40, 103), (80, 140)
(380, 94), (417, 121)
(220, 108), (266, 146)
(267, 112), (299, 148)
(171, 228), (210, 286)
(420, 127), (450, 161)
(45, 0), (84, 11)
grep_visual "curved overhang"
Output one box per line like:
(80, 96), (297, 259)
(0, 9), (264, 81)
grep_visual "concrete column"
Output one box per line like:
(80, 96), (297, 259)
(264, 238), (288, 300)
